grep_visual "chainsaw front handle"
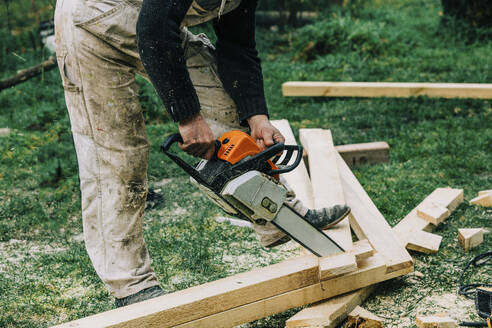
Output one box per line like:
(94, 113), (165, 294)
(268, 144), (303, 175)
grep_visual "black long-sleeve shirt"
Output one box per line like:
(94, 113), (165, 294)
(136, 0), (268, 125)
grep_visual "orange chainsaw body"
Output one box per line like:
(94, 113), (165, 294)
(216, 131), (277, 171)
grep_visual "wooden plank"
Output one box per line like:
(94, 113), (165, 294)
(271, 120), (314, 207)
(302, 142), (390, 168)
(478, 190), (492, 197)
(319, 240), (374, 280)
(335, 142), (389, 168)
(347, 306), (383, 328)
(393, 188), (463, 233)
(285, 286), (375, 328)
(282, 82), (492, 99)
(417, 205), (450, 226)
(404, 230), (442, 254)
(470, 193), (492, 207)
(51, 255), (319, 328)
(394, 188), (464, 253)
(319, 253), (358, 280)
(175, 254), (413, 328)
(297, 188), (461, 327)
(350, 239), (374, 261)
(416, 315), (458, 328)
(335, 151), (413, 272)
(55, 253), (411, 328)
(299, 129), (353, 252)
(458, 228), (484, 251)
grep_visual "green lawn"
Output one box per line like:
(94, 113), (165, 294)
(0, 0), (491, 327)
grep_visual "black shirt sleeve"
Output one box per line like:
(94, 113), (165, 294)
(136, 0), (201, 122)
(213, 0), (269, 125)
(136, 0), (268, 125)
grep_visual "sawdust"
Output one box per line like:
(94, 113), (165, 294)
(221, 240), (301, 274)
(172, 206), (188, 216)
(0, 239), (67, 271)
(365, 283), (477, 327)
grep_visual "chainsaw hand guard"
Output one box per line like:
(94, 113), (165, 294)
(161, 132), (303, 191)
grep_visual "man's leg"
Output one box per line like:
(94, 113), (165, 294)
(55, 0), (159, 300)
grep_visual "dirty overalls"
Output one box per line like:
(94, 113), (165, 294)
(54, 0), (302, 298)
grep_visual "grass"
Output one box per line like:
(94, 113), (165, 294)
(0, 0), (491, 327)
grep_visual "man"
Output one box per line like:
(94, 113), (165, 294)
(54, 0), (350, 308)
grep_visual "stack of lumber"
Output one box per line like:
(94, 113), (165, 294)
(276, 120), (463, 328)
(53, 120), (415, 328)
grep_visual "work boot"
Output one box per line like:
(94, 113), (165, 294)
(114, 286), (165, 308)
(304, 205), (351, 230)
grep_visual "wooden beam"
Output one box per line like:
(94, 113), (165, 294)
(394, 188), (464, 253)
(271, 120), (314, 207)
(350, 239), (374, 261)
(285, 286), (376, 328)
(299, 129), (353, 252)
(282, 82), (492, 99)
(53, 251), (413, 328)
(405, 230), (442, 254)
(470, 193), (492, 207)
(174, 254), (413, 328)
(319, 240), (374, 280)
(335, 142), (389, 168)
(52, 255), (319, 328)
(417, 205), (450, 226)
(335, 150), (413, 272)
(416, 315), (458, 328)
(319, 253), (358, 280)
(458, 228), (484, 251)
(302, 142), (390, 168)
(292, 188), (462, 326)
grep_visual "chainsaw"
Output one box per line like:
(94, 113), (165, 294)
(161, 130), (344, 257)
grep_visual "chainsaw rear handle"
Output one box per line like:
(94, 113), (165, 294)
(160, 133), (211, 186)
(161, 133), (303, 178)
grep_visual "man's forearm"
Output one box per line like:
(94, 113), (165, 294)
(213, 0), (269, 125)
(136, 0), (201, 122)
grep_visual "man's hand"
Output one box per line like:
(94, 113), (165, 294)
(178, 113), (216, 159)
(247, 115), (285, 149)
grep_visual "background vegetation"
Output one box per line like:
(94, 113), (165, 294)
(0, 0), (490, 327)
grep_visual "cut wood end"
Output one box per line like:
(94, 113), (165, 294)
(458, 228), (484, 251)
(478, 190), (492, 197)
(469, 193), (492, 207)
(417, 205), (450, 226)
(405, 230), (441, 254)
(351, 239), (374, 261)
(416, 315), (458, 328)
(319, 253), (357, 281)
